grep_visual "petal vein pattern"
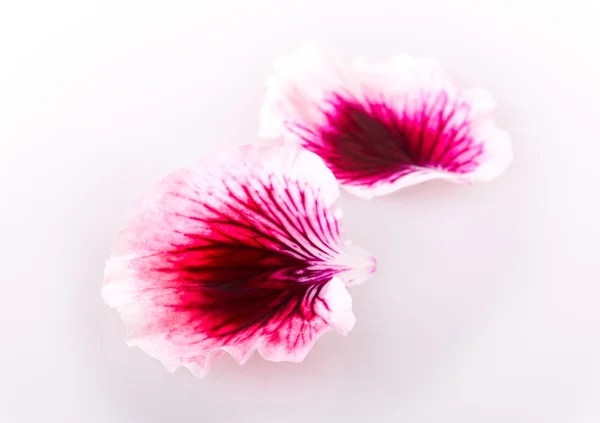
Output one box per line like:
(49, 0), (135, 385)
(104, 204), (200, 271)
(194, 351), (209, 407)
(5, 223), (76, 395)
(102, 145), (375, 377)
(259, 44), (513, 198)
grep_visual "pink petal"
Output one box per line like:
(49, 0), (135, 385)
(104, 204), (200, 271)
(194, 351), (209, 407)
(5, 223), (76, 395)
(102, 145), (375, 377)
(259, 44), (513, 198)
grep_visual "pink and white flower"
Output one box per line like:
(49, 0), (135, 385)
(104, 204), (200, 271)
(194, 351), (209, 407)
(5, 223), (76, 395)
(259, 44), (513, 198)
(102, 145), (376, 377)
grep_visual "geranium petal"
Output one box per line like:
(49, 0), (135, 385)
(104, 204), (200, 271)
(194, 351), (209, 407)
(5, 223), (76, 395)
(102, 145), (375, 377)
(259, 44), (513, 198)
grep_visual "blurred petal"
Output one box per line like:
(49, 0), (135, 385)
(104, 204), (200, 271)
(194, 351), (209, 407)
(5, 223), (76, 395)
(102, 145), (375, 377)
(260, 44), (513, 198)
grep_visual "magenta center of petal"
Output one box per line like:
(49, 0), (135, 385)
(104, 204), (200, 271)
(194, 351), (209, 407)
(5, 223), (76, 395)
(143, 181), (347, 345)
(159, 241), (337, 341)
(292, 93), (483, 186)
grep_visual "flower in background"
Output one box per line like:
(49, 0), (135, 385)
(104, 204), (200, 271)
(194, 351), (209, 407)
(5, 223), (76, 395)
(259, 44), (512, 199)
(102, 145), (376, 377)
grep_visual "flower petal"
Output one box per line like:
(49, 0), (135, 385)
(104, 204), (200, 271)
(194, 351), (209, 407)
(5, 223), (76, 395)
(102, 145), (375, 377)
(259, 44), (513, 198)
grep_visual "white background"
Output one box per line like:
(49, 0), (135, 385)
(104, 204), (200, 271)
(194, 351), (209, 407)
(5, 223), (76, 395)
(1, 1), (599, 422)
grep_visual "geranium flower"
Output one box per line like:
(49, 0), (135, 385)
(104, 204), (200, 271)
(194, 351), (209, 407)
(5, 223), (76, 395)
(102, 145), (375, 377)
(259, 44), (513, 198)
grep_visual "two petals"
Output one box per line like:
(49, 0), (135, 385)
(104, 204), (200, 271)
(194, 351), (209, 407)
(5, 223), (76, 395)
(102, 45), (512, 377)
